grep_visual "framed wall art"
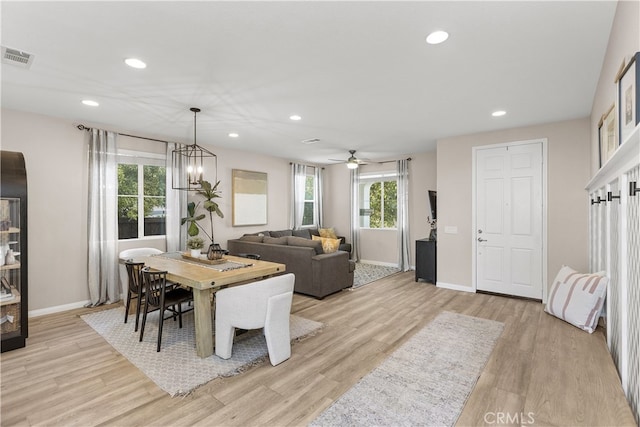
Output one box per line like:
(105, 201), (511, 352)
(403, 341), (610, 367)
(599, 103), (617, 167)
(617, 51), (640, 144)
(232, 169), (268, 226)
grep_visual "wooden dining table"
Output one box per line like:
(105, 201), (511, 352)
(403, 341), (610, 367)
(135, 252), (286, 358)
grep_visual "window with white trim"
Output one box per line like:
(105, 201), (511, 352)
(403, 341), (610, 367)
(302, 171), (316, 227)
(117, 150), (166, 240)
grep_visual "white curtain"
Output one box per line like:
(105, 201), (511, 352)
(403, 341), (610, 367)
(397, 159), (410, 271)
(315, 166), (324, 228)
(165, 142), (187, 252)
(87, 129), (119, 306)
(350, 168), (361, 262)
(289, 163), (307, 229)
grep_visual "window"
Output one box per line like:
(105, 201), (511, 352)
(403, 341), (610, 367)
(117, 151), (166, 239)
(302, 172), (316, 226)
(359, 172), (398, 229)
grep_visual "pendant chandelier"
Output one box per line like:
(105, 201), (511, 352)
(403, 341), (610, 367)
(172, 107), (217, 191)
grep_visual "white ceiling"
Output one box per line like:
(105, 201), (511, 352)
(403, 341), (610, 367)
(1, 1), (616, 165)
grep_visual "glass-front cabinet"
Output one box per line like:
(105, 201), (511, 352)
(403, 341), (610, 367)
(1, 151), (28, 352)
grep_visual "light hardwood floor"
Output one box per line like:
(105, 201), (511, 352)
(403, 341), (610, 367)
(1, 271), (636, 426)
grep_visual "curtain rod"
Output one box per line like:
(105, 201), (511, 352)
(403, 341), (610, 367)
(372, 157), (412, 164)
(76, 124), (177, 145)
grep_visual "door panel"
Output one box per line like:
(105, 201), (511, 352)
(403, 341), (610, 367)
(476, 142), (543, 299)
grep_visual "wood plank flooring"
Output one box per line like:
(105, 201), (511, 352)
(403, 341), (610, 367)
(1, 272), (635, 426)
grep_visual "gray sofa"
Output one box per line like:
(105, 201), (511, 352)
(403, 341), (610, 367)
(227, 230), (355, 299)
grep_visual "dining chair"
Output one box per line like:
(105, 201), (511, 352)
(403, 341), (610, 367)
(118, 247), (164, 324)
(215, 273), (295, 366)
(124, 261), (146, 332)
(139, 267), (193, 352)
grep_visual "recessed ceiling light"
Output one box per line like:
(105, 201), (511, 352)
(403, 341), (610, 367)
(426, 31), (449, 45)
(124, 58), (146, 69)
(82, 100), (99, 107)
(492, 110), (507, 117)
(289, 115), (302, 121)
(228, 133), (239, 138)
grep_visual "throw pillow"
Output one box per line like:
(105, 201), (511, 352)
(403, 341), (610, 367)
(545, 265), (608, 333)
(240, 235), (264, 243)
(292, 229), (311, 239)
(312, 235), (340, 254)
(269, 229), (293, 238)
(287, 236), (323, 255)
(263, 236), (288, 245)
(319, 227), (338, 239)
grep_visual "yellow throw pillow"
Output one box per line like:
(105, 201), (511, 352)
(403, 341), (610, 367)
(312, 235), (340, 253)
(319, 227), (337, 239)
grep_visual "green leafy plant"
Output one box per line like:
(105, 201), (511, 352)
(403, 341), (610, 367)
(180, 180), (224, 243)
(186, 236), (204, 249)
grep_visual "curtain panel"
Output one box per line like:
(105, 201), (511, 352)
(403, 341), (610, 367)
(87, 129), (119, 306)
(350, 168), (361, 262)
(397, 159), (410, 271)
(165, 142), (187, 252)
(289, 163), (307, 229)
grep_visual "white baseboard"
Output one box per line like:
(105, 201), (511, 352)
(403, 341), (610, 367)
(28, 300), (91, 318)
(359, 259), (399, 268)
(436, 281), (475, 293)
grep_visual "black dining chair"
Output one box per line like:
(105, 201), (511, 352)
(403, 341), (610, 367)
(124, 260), (146, 332)
(139, 267), (193, 352)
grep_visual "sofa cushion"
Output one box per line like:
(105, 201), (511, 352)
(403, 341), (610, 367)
(269, 229), (293, 238)
(545, 265), (608, 333)
(319, 227), (338, 239)
(312, 235), (341, 254)
(240, 235), (264, 243)
(287, 236), (323, 255)
(308, 228), (320, 237)
(292, 229), (311, 239)
(264, 236), (288, 245)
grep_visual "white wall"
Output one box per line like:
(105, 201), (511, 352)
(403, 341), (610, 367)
(590, 0), (640, 175)
(1, 108), (292, 312)
(436, 118), (591, 292)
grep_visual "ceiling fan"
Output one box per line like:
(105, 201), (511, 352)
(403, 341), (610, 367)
(330, 150), (367, 169)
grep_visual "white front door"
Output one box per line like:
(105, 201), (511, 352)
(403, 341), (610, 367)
(475, 141), (544, 299)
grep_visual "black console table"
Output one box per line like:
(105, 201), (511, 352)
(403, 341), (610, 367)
(415, 238), (436, 284)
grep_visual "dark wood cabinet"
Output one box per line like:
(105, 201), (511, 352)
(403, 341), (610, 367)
(1, 151), (28, 352)
(415, 239), (436, 284)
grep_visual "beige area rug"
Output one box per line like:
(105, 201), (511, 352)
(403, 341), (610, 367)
(310, 311), (504, 427)
(81, 306), (323, 396)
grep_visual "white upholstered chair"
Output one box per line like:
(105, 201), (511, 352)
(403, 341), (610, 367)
(215, 273), (295, 366)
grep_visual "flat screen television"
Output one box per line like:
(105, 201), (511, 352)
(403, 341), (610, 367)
(428, 190), (437, 220)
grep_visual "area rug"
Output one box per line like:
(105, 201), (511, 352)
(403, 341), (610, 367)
(353, 262), (401, 288)
(81, 307), (323, 397)
(310, 311), (504, 427)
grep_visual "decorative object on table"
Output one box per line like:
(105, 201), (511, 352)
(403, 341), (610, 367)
(616, 52), (639, 144)
(186, 236), (204, 258)
(232, 169), (267, 226)
(171, 107), (217, 191)
(206, 242), (225, 260)
(81, 306), (323, 396)
(598, 103), (617, 167)
(310, 311), (504, 427)
(428, 216), (437, 241)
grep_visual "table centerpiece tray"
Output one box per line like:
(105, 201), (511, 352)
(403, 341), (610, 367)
(181, 253), (227, 265)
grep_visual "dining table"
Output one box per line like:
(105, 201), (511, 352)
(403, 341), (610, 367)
(135, 252), (286, 358)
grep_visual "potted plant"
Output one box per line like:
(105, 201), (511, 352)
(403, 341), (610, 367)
(181, 180), (225, 259)
(186, 237), (204, 258)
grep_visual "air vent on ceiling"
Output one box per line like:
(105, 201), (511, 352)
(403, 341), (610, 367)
(301, 138), (320, 145)
(1, 46), (34, 69)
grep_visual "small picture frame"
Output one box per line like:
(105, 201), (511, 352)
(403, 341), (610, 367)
(599, 103), (617, 167)
(617, 52), (640, 144)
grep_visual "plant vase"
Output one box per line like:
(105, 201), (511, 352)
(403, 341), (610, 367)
(190, 249), (202, 258)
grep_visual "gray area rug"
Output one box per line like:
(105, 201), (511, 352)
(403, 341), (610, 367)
(353, 262), (401, 288)
(81, 306), (322, 396)
(311, 311), (504, 427)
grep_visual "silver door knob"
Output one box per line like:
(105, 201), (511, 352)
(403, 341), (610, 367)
(478, 237), (487, 242)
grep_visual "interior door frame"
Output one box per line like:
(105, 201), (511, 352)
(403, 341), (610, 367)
(471, 138), (549, 302)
